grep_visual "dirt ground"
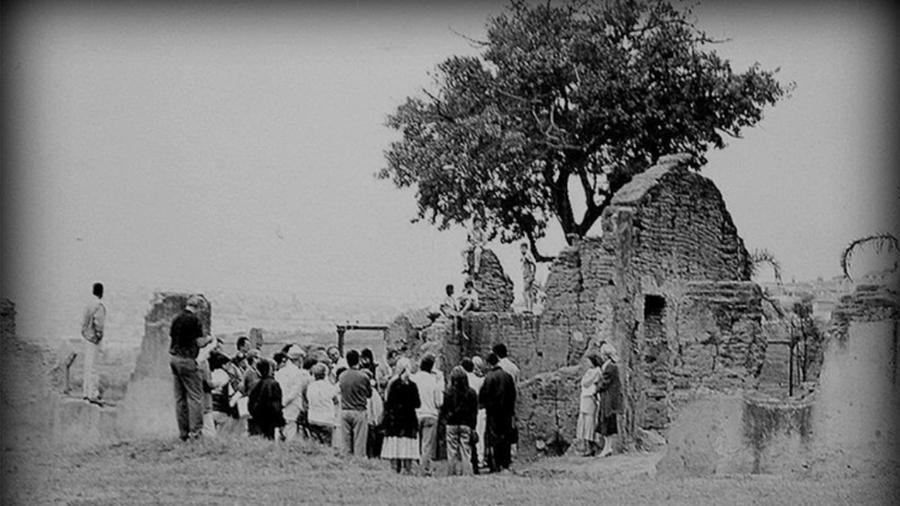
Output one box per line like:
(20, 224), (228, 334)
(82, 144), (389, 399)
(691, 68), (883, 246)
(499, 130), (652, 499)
(2, 436), (897, 506)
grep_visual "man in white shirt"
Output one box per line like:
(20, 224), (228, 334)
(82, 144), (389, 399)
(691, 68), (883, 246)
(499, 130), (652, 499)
(439, 284), (458, 319)
(81, 282), (107, 404)
(275, 345), (308, 441)
(410, 354), (444, 476)
(492, 343), (519, 384)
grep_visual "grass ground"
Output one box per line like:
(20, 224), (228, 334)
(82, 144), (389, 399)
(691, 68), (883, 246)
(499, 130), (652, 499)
(2, 436), (898, 506)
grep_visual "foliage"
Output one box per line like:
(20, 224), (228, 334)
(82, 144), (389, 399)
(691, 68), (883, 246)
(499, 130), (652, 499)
(749, 248), (782, 284)
(840, 232), (899, 280)
(380, 0), (791, 259)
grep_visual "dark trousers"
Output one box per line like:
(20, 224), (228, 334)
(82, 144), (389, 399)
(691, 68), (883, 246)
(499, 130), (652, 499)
(308, 423), (333, 446)
(170, 355), (204, 440)
(470, 433), (480, 474)
(485, 413), (514, 472)
(489, 442), (512, 471)
(367, 424), (384, 458)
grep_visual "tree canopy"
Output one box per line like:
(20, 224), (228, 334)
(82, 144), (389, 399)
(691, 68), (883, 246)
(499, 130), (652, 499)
(380, 0), (791, 260)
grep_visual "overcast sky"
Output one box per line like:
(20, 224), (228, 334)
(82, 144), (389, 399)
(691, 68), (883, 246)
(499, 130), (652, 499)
(2, 0), (898, 337)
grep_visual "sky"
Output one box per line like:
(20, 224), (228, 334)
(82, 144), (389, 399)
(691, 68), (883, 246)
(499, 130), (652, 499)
(2, 0), (898, 340)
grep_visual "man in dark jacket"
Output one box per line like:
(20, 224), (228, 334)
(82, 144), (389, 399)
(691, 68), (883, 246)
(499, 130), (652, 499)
(479, 353), (516, 472)
(169, 294), (213, 441)
(248, 359), (285, 440)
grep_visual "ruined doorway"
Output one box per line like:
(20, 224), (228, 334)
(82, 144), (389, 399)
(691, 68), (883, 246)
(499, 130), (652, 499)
(641, 294), (669, 428)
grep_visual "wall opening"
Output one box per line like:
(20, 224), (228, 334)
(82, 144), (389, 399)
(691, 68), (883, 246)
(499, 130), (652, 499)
(641, 294), (669, 429)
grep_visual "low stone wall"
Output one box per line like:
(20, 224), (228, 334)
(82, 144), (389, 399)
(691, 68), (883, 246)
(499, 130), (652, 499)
(2, 300), (61, 449)
(809, 282), (900, 475)
(516, 365), (582, 459)
(658, 280), (900, 477)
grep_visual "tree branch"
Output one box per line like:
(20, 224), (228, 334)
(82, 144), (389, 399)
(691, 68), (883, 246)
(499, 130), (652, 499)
(525, 228), (556, 263)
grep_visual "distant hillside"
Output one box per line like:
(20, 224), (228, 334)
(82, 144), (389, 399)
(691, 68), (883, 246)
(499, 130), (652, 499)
(13, 283), (407, 349)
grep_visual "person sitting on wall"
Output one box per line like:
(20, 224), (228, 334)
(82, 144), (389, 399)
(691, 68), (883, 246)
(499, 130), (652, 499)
(595, 342), (623, 458)
(456, 280), (480, 341)
(440, 283), (459, 319)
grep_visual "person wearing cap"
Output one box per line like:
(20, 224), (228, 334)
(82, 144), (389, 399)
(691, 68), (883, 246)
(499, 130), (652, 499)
(169, 294), (213, 441)
(275, 345), (307, 442)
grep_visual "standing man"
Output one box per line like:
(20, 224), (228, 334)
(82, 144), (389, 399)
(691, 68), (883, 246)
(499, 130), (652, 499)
(492, 343), (519, 385)
(81, 282), (107, 405)
(462, 216), (487, 277)
(410, 354), (444, 476)
(480, 353), (516, 473)
(275, 345), (306, 442)
(338, 349), (372, 457)
(170, 294), (213, 441)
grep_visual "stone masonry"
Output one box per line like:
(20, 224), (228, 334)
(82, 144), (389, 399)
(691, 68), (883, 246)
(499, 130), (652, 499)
(385, 155), (767, 458)
(421, 155), (767, 457)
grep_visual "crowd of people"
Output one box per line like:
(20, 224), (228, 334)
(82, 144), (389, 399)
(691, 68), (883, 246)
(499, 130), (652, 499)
(80, 284), (622, 477)
(166, 294), (529, 476)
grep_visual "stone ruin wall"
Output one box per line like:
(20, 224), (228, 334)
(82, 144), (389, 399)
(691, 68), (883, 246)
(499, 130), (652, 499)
(657, 279), (900, 477)
(117, 292), (211, 439)
(0, 299), (58, 449)
(385, 158), (767, 458)
(511, 158), (764, 456)
(1, 299), (120, 448)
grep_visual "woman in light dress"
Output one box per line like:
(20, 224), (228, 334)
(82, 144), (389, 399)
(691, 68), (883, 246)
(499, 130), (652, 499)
(575, 351), (603, 456)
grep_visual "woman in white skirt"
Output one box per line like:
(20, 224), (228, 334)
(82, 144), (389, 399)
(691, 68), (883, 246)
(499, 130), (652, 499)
(380, 357), (421, 474)
(576, 352), (603, 456)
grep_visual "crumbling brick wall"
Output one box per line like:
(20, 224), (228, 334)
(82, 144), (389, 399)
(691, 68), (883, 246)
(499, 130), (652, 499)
(516, 156), (761, 453)
(426, 156), (763, 456)
(467, 248), (514, 312)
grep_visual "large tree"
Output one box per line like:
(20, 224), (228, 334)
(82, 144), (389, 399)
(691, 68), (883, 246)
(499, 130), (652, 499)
(380, 0), (790, 260)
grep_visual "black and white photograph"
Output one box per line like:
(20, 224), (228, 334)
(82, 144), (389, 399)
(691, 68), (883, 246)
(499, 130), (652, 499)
(1, 0), (898, 504)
